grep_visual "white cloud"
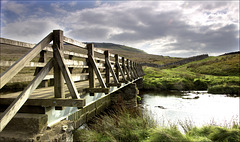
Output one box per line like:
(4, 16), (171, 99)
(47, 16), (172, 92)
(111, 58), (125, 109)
(1, 1), (239, 57)
(2, 18), (63, 43)
(2, 1), (27, 15)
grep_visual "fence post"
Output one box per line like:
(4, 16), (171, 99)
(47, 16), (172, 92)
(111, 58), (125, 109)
(127, 59), (132, 80)
(115, 54), (119, 81)
(87, 44), (95, 96)
(53, 30), (65, 100)
(34, 50), (48, 87)
(122, 57), (125, 80)
(104, 50), (110, 85)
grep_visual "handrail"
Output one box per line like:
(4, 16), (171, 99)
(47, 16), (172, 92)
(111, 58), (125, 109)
(0, 30), (145, 132)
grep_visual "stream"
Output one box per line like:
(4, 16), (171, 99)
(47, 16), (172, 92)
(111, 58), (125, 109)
(141, 91), (239, 128)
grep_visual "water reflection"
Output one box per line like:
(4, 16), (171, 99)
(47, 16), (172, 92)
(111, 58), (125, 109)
(141, 91), (239, 127)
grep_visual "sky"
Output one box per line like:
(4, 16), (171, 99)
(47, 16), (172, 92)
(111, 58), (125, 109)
(1, 0), (239, 57)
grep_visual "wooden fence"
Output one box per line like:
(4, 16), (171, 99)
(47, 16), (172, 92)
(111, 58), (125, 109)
(0, 30), (144, 132)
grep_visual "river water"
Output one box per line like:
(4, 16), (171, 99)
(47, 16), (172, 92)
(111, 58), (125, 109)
(141, 91), (239, 128)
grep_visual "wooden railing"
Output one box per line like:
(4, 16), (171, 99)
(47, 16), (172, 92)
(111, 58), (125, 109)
(0, 30), (144, 132)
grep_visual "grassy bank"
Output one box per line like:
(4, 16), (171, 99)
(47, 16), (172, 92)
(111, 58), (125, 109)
(142, 54), (240, 95)
(73, 106), (240, 142)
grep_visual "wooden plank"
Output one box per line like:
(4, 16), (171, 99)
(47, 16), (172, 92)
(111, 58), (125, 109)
(63, 36), (86, 48)
(0, 32), (53, 89)
(94, 48), (104, 55)
(0, 98), (85, 108)
(0, 37), (35, 48)
(64, 50), (88, 58)
(0, 58), (54, 132)
(86, 88), (109, 93)
(53, 30), (65, 99)
(0, 61), (46, 67)
(53, 47), (80, 99)
(107, 83), (121, 87)
(106, 58), (119, 84)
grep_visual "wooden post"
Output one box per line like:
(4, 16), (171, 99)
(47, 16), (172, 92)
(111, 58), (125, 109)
(115, 54), (119, 81)
(87, 44), (95, 96)
(122, 57), (125, 76)
(34, 50), (48, 87)
(69, 55), (73, 74)
(104, 50), (110, 85)
(130, 60), (136, 79)
(127, 59), (132, 80)
(53, 30), (65, 100)
(134, 62), (139, 77)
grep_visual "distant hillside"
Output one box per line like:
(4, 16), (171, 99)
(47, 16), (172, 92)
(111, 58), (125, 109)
(185, 53), (240, 76)
(90, 42), (146, 54)
(86, 42), (182, 65)
(142, 54), (209, 68)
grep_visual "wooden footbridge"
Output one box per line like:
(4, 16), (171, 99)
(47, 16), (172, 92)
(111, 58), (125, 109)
(0, 30), (144, 134)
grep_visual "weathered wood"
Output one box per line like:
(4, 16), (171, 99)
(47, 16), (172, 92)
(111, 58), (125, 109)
(0, 33), (53, 88)
(107, 83), (121, 87)
(127, 59), (133, 80)
(34, 50), (48, 87)
(0, 58), (54, 132)
(53, 30), (65, 99)
(115, 54), (119, 80)
(0, 98), (85, 108)
(63, 36), (86, 48)
(133, 62), (139, 77)
(116, 58), (126, 82)
(0, 61), (46, 67)
(68, 55), (73, 74)
(53, 47), (80, 99)
(87, 44), (95, 96)
(88, 56), (107, 88)
(86, 88), (109, 94)
(0, 37), (35, 48)
(34, 50), (47, 76)
(122, 57), (125, 76)
(104, 51), (110, 84)
(106, 58), (119, 84)
(122, 57), (130, 81)
(130, 61), (137, 79)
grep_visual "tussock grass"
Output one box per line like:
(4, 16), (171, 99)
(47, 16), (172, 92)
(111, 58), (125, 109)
(73, 105), (240, 142)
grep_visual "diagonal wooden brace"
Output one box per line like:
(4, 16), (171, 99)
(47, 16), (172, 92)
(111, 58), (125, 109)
(53, 47), (80, 99)
(105, 58), (119, 84)
(0, 58), (54, 132)
(116, 62), (126, 81)
(88, 55), (107, 88)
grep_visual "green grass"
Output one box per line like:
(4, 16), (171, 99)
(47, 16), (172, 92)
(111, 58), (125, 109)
(73, 105), (240, 142)
(186, 54), (240, 76)
(142, 54), (240, 94)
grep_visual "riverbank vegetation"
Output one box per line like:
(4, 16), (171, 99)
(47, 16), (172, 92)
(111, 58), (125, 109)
(142, 54), (240, 95)
(73, 106), (240, 142)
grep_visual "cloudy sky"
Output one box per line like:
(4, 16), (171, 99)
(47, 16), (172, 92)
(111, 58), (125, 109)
(1, 0), (239, 57)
